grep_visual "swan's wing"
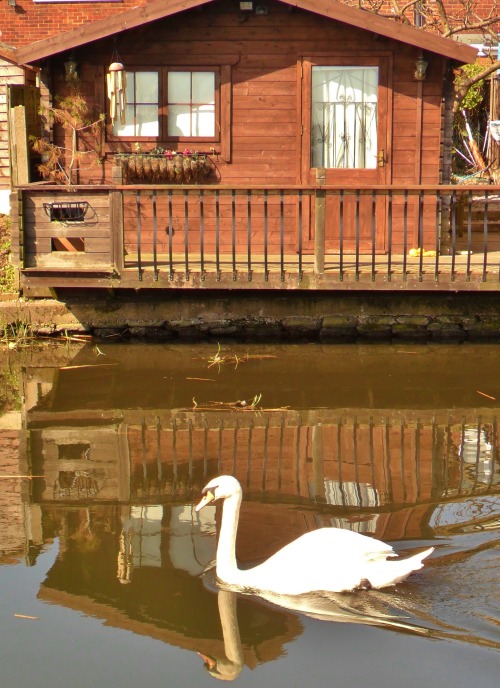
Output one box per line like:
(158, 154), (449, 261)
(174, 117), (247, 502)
(272, 528), (396, 565)
(259, 528), (397, 570)
(234, 528), (400, 595)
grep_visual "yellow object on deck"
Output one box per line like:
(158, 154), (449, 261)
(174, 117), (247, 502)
(408, 248), (436, 257)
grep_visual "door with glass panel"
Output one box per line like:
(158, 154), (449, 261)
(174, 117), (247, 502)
(302, 57), (390, 251)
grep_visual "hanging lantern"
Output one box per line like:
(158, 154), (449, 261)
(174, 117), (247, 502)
(107, 61), (127, 126)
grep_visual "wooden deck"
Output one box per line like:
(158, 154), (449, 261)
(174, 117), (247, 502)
(12, 183), (500, 294)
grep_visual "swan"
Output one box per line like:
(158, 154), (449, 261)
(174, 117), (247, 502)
(195, 475), (434, 595)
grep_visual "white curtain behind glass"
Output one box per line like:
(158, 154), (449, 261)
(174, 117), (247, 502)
(168, 71), (215, 137)
(311, 66), (378, 169)
(113, 71), (159, 137)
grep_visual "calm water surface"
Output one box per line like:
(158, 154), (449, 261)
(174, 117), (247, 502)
(0, 342), (499, 688)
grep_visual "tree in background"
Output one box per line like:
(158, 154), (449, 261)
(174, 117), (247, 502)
(346, 0), (500, 110)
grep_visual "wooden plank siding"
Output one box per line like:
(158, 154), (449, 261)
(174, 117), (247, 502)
(22, 190), (113, 269)
(0, 60), (28, 192)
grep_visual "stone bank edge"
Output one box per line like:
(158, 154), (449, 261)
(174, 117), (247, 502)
(1, 295), (500, 341)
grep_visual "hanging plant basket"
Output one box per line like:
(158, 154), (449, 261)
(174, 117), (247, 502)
(115, 152), (214, 184)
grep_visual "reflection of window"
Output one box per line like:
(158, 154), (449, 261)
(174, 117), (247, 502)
(168, 71), (215, 137)
(113, 71), (159, 137)
(57, 442), (90, 460)
(322, 480), (379, 508)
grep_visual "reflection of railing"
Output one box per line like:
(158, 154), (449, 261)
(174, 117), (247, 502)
(126, 412), (500, 508)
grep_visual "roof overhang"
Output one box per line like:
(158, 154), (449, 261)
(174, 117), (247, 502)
(16, 0), (477, 66)
(0, 41), (18, 64)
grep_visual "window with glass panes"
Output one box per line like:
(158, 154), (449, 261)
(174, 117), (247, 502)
(111, 69), (217, 140)
(167, 71), (216, 138)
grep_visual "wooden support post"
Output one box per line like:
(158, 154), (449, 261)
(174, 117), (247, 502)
(109, 188), (125, 274)
(9, 190), (22, 268)
(314, 167), (326, 274)
(112, 164), (123, 185)
(10, 106), (30, 186)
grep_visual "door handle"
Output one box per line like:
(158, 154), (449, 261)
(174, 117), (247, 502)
(376, 150), (386, 167)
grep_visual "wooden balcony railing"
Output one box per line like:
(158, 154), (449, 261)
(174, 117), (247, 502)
(13, 183), (500, 291)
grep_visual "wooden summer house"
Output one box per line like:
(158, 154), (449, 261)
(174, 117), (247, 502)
(12, 0), (486, 294)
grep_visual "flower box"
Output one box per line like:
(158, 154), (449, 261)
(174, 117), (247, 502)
(115, 152), (214, 184)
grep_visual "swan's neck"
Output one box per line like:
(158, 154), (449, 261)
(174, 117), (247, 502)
(216, 492), (241, 583)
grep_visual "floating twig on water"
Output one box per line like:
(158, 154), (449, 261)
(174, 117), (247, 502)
(476, 390), (496, 401)
(188, 393), (289, 413)
(206, 343), (277, 370)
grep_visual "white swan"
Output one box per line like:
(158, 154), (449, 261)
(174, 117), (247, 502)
(195, 475), (434, 595)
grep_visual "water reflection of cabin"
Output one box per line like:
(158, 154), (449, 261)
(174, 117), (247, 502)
(13, 0), (493, 296)
(28, 402), (499, 545)
(36, 502), (302, 671)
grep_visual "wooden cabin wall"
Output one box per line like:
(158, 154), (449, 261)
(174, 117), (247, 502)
(0, 59), (28, 196)
(49, 0), (448, 252)
(22, 190), (112, 268)
(53, 1), (447, 187)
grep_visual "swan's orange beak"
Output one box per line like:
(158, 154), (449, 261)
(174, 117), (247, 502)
(198, 652), (217, 671)
(195, 490), (215, 512)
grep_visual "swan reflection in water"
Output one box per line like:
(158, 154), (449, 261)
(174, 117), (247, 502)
(113, 494), (436, 683)
(194, 475), (439, 681)
(198, 582), (434, 681)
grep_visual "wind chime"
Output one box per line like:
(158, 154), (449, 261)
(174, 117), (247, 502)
(106, 49), (127, 126)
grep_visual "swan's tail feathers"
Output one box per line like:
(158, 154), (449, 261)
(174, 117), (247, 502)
(403, 546), (434, 571)
(372, 546), (435, 589)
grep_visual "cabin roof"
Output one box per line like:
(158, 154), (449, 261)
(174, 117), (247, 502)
(0, 41), (18, 63)
(16, 0), (477, 65)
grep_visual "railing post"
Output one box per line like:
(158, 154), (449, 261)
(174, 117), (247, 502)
(109, 186), (124, 275)
(314, 167), (326, 274)
(9, 190), (23, 269)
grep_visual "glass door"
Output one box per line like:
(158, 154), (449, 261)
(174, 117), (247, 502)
(302, 56), (391, 251)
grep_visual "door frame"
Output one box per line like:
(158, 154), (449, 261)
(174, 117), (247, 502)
(299, 53), (393, 252)
(300, 51), (393, 185)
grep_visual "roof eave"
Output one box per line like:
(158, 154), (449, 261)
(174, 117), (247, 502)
(0, 41), (18, 64)
(284, 0), (477, 62)
(17, 0), (214, 64)
(16, 0), (477, 66)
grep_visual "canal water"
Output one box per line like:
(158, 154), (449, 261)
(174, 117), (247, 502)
(0, 342), (499, 688)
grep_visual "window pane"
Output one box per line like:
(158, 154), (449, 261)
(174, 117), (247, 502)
(311, 66), (378, 169)
(168, 104), (191, 136)
(192, 72), (215, 104)
(112, 104), (135, 136)
(192, 105), (215, 136)
(135, 72), (158, 103)
(136, 104), (159, 136)
(168, 72), (190, 103)
(125, 72), (135, 103)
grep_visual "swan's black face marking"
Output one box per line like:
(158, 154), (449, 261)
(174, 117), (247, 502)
(202, 484), (218, 497)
